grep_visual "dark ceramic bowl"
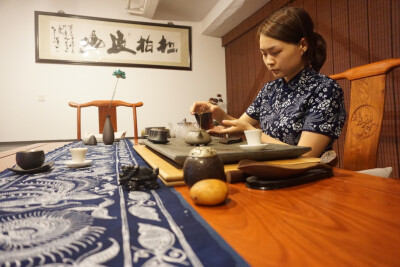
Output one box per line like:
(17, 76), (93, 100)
(145, 127), (166, 136)
(148, 128), (169, 144)
(16, 150), (45, 170)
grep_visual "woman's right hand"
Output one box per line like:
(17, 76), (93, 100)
(190, 101), (212, 115)
(190, 101), (230, 124)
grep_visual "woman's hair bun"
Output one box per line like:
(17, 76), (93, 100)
(312, 32), (327, 71)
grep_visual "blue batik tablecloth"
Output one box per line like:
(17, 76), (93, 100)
(0, 139), (249, 267)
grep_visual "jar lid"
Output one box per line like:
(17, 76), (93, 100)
(188, 146), (217, 157)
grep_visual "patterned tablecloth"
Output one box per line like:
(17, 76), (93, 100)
(0, 139), (248, 266)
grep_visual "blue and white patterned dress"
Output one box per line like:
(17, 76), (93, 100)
(246, 68), (346, 152)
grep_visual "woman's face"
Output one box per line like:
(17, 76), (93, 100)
(259, 35), (307, 82)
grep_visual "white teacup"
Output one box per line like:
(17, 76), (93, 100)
(244, 129), (262, 145)
(69, 148), (88, 163)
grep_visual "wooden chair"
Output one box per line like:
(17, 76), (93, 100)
(69, 100), (143, 145)
(330, 58), (400, 171)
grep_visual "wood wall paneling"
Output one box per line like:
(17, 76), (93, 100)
(238, 36), (246, 116)
(276, 0), (290, 9)
(331, 0), (352, 169)
(225, 45), (233, 115)
(348, 0), (369, 67)
(303, 0), (317, 25)
(392, 0), (400, 177)
(222, 0), (400, 177)
(316, 0), (334, 76)
(291, 0), (304, 8)
(246, 30), (256, 108)
(231, 40), (239, 117)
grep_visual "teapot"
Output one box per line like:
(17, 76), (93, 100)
(169, 118), (197, 139)
(185, 129), (211, 145)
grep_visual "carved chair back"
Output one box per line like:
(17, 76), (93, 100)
(69, 100), (143, 145)
(330, 59), (400, 171)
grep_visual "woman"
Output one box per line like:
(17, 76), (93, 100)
(190, 6), (346, 157)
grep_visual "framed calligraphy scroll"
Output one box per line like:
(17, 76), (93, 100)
(35, 11), (192, 70)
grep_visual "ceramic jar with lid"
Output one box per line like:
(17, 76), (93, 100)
(183, 147), (226, 187)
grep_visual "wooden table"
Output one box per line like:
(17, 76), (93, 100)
(176, 169), (400, 266)
(2, 142), (400, 266)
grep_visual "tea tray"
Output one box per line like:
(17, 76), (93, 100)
(142, 137), (311, 166)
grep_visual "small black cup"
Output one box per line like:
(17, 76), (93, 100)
(195, 112), (213, 130)
(16, 150), (45, 170)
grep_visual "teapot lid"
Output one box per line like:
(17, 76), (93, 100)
(178, 118), (193, 125)
(188, 146), (217, 158)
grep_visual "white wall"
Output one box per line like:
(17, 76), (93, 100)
(0, 0), (226, 142)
